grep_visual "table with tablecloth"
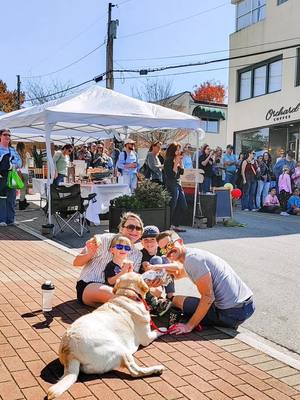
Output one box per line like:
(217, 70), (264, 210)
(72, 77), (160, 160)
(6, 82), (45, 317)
(31, 179), (130, 225)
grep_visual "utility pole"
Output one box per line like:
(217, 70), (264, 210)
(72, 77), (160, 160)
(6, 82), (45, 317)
(106, 3), (118, 90)
(16, 75), (21, 110)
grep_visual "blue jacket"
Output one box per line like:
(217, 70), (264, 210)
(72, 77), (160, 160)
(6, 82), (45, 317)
(116, 150), (139, 175)
(274, 158), (296, 179)
(0, 146), (22, 170)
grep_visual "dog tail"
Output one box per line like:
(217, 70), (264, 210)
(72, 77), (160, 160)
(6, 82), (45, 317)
(47, 358), (80, 399)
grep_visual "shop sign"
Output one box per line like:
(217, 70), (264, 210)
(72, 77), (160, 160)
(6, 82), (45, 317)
(265, 103), (300, 122)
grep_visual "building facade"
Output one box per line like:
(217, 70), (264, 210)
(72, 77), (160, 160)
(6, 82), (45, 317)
(163, 91), (228, 149)
(227, 0), (300, 161)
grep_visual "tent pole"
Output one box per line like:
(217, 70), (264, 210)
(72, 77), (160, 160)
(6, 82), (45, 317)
(192, 129), (199, 227)
(45, 123), (54, 225)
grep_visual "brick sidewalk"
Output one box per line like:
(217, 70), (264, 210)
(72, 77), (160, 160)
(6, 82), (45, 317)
(1, 227), (300, 400)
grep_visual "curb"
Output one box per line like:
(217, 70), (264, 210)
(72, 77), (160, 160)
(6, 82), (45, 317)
(217, 326), (300, 371)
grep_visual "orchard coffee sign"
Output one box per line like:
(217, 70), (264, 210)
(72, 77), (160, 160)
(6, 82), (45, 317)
(265, 103), (300, 122)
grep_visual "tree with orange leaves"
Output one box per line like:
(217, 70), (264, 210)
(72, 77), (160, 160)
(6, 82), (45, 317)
(193, 80), (226, 104)
(0, 80), (25, 112)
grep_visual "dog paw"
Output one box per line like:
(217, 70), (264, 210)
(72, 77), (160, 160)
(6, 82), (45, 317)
(153, 365), (166, 375)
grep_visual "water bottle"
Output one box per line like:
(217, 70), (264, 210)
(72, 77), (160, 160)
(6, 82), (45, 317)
(41, 281), (55, 312)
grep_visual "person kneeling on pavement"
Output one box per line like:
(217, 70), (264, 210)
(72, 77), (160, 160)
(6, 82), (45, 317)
(155, 231), (255, 335)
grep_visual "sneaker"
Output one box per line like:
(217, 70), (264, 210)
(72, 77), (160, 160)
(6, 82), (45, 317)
(280, 211), (290, 216)
(151, 298), (173, 317)
(243, 209), (249, 211)
(251, 209), (258, 212)
(0, 222), (7, 227)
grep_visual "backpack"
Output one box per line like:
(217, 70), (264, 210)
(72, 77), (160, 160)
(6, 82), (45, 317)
(139, 155), (151, 179)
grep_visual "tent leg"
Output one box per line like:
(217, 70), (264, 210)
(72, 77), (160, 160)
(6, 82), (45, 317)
(192, 130), (200, 227)
(45, 123), (55, 225)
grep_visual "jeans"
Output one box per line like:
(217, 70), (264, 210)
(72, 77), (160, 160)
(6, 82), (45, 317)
(166, 183), (187, 227)
(225, 172), (236, 186)
(242, 181), (257, 210)
(122, 173), (137, 193)
(0, 188), (17, 224)
(202, 176), (212, 193)
(53, 174), (65, 186)
(182, 296), (255, 329)
(256, 180), (270, 209)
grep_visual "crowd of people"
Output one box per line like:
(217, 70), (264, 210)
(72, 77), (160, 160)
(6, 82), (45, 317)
(74, 212), (255, 334)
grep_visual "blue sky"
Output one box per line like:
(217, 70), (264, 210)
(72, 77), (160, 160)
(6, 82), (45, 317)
(1, 0), (235, 102)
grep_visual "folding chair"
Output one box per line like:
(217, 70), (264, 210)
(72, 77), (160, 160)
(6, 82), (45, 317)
(45, 184), (96, 237)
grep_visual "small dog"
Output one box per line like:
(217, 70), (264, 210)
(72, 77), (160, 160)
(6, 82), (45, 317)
(47, 272), (165, 399)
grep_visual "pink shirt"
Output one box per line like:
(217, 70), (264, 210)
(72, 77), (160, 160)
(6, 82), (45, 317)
(278, 173), (292, 193)
(292, 167), (300, 187)
(264, 194), (280, 206)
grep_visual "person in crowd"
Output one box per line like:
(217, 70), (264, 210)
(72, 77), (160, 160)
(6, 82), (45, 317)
(109, 141), (121, 168)
(104, 234), (134, 287)
(146, 141), (163, 184)
(278, 167), (292, 211)
(163, 142), (187, 233)
(0, 129), (22, 226)
(274, 150), (296, 181)
(223, 144), (238, 186)
(287, 188), (300, 216)
(276, 148), (286, 163)
(212, 146), (224, 188)
(259, 187), (281, 214)
(182, 144), (193, 169)
(89, 143), (99, 168)
(16, 142), (30, 210)
(292, 161), (300, 189)
(156, 231), (255, 334)
(53, 144), (73, 185)
(73, 212), (143, 306)
(241, 150), (258, 211)
(192, 143), (205, 168)
(256, 154), (271, 209)
(199, 144), (214, 193)
(93, 143), (113, 170)
(76, 145), (91, 164)
(117, 138), (139, 192)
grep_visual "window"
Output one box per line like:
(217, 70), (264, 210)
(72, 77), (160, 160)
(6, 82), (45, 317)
(236, 0), (266, 31)
(277, 0), (288, 4)
(238, 56), (282, 101)
(199, 119), (219, 133)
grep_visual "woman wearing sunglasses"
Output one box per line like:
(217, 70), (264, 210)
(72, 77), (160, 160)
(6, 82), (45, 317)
(73, 212), (144, 306)
(0, 129), (22, 227)
(156, 231), (255, 335)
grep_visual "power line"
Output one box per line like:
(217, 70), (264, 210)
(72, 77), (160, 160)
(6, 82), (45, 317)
(118, 1), (229, 39)
(115, 35), (300, 63)
(23, 79), (94, 103)
(22, 41), (106, 80)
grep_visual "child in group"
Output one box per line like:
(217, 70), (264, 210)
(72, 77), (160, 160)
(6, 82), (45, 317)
(104, 235), (134, 287)
(140, 225), (177, 316)
(292, 161), (300, 189)
(287, 188), (300, 216)
(259, 187), (281, 214)
(278, 166), (292, 212)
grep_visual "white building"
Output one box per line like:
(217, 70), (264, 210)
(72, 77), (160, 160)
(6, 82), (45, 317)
(227, 0), (300, 162)
(163, 91), (228, 149)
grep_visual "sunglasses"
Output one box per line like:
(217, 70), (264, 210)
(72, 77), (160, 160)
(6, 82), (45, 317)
(2, 133), (11, 137)
(160, 240), (178, 255)
(123, 224), (143, 232)
(114, 244), (131, 251)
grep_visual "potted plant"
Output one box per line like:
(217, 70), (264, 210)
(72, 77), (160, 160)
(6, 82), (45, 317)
(109, 180), (171, 232)
(31, 145), (44, 168)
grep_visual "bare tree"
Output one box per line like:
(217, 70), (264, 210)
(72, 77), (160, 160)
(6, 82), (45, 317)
(25, 79), (73, 105)
(131, 79), (188, 147)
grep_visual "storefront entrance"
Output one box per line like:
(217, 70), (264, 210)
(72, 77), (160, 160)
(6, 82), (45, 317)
(235, 121), (300, 161)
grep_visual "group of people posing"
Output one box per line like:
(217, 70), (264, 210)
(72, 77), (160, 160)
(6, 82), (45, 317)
(74, 212), (255, 335)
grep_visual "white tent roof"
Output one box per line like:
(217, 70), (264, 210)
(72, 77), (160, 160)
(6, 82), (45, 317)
(0, 85), (202, 137)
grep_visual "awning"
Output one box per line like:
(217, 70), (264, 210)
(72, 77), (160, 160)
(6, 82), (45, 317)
(192, 106), (225, 120)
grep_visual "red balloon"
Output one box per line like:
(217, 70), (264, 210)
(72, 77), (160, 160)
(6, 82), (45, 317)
(231, 188), (242, 199)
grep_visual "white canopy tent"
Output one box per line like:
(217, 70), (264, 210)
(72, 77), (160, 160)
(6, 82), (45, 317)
(0, 85), (204, 225)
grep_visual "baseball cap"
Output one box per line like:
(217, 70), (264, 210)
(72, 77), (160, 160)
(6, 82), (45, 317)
(124, 138), (136, 145)
(141, 225), (160, 239)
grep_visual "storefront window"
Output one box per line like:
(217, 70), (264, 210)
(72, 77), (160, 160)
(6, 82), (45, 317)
(235, 128), (269, 155)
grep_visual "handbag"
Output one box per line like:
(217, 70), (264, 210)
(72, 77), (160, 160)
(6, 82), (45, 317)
(7, 169), (24, 189)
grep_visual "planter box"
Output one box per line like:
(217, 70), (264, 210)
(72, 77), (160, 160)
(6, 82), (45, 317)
(109, 206), (171, 233)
